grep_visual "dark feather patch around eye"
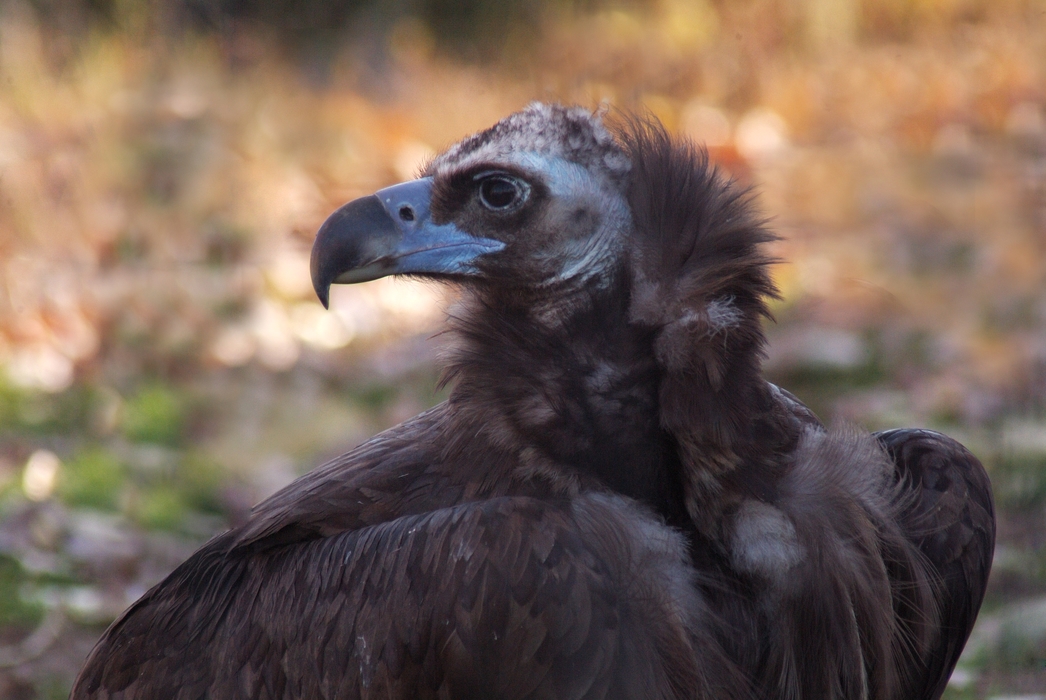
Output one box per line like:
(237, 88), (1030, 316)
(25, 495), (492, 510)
(478, 175), (530, 212)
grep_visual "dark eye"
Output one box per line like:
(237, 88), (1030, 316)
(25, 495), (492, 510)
(478, 176), (528, 211)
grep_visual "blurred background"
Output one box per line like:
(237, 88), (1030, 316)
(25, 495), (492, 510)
(0, 0), (1043, 696)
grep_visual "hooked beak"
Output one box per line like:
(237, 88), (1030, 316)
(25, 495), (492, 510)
(310, 177), (505, 308)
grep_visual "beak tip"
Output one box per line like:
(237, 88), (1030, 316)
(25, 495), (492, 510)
(315, 283), (330, 309)
(311, 227), (335, 309)
(310, 194), (393, 308)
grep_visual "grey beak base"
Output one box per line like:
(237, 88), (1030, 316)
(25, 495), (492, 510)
(310, 177), (505, 308)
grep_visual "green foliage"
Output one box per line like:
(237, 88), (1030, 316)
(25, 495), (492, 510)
(35, 676), (74, 700)
(60, 447), (127, 511)
(0, 379), (22, 430)
(992, 453), (1046, 511)
(0, 555), (43, 627)
(121, 384), (186, 446)
(133, 487), (190, 531)
(0, 379), (97, 436)
(992, 626), (1046, 669)
(940, 683), (979, 700)
(353, 383), (399, 412)
(765, 361), (885, 422)
(121, 453), (227, 531)
(177, 453), (227, 514)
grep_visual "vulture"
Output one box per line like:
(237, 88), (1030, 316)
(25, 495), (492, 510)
(72, 104), (995, 700)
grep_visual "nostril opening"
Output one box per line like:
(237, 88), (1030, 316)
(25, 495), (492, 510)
(399, 206), (415, 222)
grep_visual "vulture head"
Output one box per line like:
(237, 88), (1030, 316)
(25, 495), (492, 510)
(314, 103), (633, 300)
(312, 103), (781, 533)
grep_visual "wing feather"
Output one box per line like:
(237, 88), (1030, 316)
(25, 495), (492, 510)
(73, 493), (735, 700)
(875, 428), (996, 700)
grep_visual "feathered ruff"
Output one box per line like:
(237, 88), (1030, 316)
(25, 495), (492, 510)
(616, 114), (783, 534)
(611, 116), (949, 699)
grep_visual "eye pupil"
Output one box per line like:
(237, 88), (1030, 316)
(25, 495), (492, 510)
(479, 177), (522, 210)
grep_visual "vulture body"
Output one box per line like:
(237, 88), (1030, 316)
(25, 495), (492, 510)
(72, 104), (994, 700)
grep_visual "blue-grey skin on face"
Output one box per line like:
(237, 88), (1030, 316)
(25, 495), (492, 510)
(310, 177), (506, 308)
(311, 103), (635, 310)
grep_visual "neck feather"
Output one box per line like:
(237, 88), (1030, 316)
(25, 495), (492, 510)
(443, 271), (691, 519)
